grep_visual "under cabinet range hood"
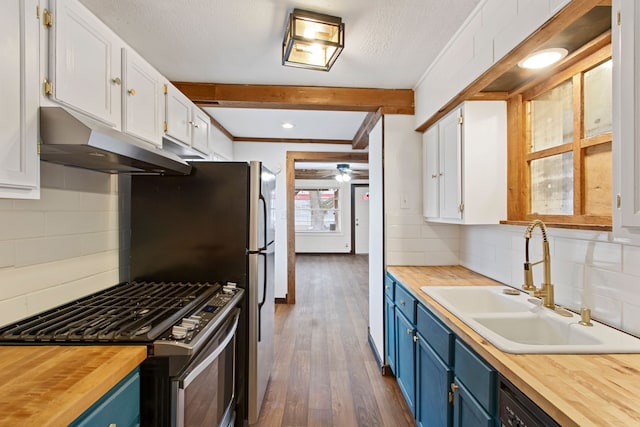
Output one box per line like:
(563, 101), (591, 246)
(39, 107), (192, 175)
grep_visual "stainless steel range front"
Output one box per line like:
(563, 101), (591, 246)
(0, 280), (244, 427)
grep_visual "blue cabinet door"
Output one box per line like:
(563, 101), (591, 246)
(385, 296), (396, 374)
(452, 379), (493, 427)
(396, 310), (416, 415)
(69, 367), (141, 427)
(416, 336), (453, 427)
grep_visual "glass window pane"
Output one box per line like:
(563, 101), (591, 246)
(294, 188), (340, 232)
(530, 153), (574, 215)
(584, 142), (612, 216)
(530, 80), (574, 152)
(584, 60), (612, 138)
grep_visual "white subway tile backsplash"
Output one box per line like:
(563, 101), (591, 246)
(45, 211), (114, 236)
(12, 211), (46, 239)
(0, 199), (15, 211)
(15, 235), (85, 267)
(622, 244), (640, 277)
(387, 224), (422, 239)
(0, 241), (15, 268)
(555, 238), (622, 272)
(25, 269), (119, 317)
(622, 301), (640, 337)
(421, 223), (461, 239)
(14, 188), (80, 212)
(387, 213), (424, 225)
(0, 295), (28, 328)
(78, 192), (118, 212)
(80, 231), (119, 255)
(387, 251), (426, 265)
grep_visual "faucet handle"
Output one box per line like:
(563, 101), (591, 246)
(522, 262), (536, 292)
(579, 308), (594, 326)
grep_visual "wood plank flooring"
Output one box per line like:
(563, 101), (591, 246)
(254, 254), (415, 427)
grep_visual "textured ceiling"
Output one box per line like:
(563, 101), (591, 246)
(78, 0), (482, 140)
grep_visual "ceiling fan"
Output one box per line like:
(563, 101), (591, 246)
(294, 163), (369, 180)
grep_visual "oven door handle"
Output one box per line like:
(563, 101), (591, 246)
(180, 309), (240, 388)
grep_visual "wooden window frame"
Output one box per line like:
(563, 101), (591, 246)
(505, 43), (612, 231)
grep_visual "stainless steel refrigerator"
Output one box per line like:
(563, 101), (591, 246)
(129, 161), (275, 426)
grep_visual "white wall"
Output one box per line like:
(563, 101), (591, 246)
(368, 120), (385, 359)
(0, 162), (120, 327)
(384, 115), (461, 266)
(233, 141), (366, 299)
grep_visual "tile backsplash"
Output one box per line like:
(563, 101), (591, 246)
(0, 162), (120, 327)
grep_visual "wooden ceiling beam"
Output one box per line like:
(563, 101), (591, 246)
(351, 109), (382, 149)
(172, 82), (414, 115)
(233, 137), (352, 144)
(295, 169), (370, 180)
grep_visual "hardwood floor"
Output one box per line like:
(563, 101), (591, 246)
(254, 254), (415, 427)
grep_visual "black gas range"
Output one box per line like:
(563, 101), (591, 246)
(0, 280), (244, 427)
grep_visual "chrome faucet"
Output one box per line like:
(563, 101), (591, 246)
(522, 219), (555, 309)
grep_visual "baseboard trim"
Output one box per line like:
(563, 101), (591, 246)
(367, 329), (384, 372)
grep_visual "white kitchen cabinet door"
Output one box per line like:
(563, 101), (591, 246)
(0, 0), (40, 199)
(165, 83), (192, 145)
(48, 0), (122, 129)
(438, 108), (463, 220)
(122, 48), (164, 147)
(191, 107), (211, 155)
(613, 0), (640, 233)
(422, 101), (506, 224)
(423, 126), (440, 218)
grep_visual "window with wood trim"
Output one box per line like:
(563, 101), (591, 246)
(294, 188), (341, 232)
(507, 46), (612, 229)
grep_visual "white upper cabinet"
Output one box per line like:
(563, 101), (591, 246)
(191, 107), (211, 155)
(165, 83), (211, 157)
(613, 0), (640, 234)
(422, 101), (506, 224)
(0, 0), (40, 199)
(47, 0), (123, 129)
(122, 48), (164, 147)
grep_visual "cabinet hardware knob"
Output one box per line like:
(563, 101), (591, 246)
(109, 424), (117, 427)
(385, 285), (389, 289)
(439, 172), (444, 176)
(128, 88), (136, 96)
(111, 77), (121, 85)
(413, 335), (419, 342)
(399, 300), (405, 305)
(407, 328), (412, 335)
(431, 174), (437, 178)
(451, 383), (459, 392)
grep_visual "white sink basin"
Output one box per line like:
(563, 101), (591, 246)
(420, 285), (640, 354)
(421, 286), (534, 313)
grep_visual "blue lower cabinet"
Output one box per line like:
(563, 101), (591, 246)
(416, 334), (453, 427)
(452, 379), (493, 427)
(69, 367), (141, 427)
(395, 310), (416, 415)
(385, 296), (396, 374)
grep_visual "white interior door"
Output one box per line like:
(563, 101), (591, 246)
(354, 185), (370, 254)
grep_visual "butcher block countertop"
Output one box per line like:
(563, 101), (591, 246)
(388, 265), (640, 427)
(0, 345), (146, 426)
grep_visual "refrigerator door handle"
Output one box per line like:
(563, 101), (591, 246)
(257, 251), (267, 342)
(259, 195), (268, 251)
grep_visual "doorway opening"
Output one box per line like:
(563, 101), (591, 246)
(351, 184), (370, 255)
(286, 151), (368, 303)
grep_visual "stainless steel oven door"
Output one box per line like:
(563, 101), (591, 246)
(173, 308), (240, 427)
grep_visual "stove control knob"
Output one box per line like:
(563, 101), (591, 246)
(180, 318), (197, 330)
(187, 315), (202, 324)
(172, 325), (188, 339)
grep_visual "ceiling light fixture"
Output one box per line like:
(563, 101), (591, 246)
(335, 163), (352, 182)
(282, 9), (345, 72)
(282, 122), (295, 129)
(518, 48), (568, 69)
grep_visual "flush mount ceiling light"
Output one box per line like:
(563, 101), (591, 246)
(282, 122), (295, 129)
(518, 48), (568, 69)
(282, 8), (345, 72)
(335, 163), (351, 182)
